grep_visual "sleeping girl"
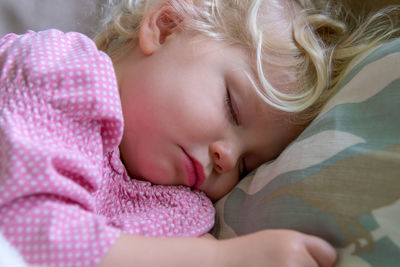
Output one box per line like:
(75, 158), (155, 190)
(0, 0), (398, 266)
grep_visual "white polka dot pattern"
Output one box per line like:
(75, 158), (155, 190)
(0, 30), (215, 267)
(96, 148), (214, 238)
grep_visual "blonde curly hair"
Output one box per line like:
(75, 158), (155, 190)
(94, 0), (400, 124)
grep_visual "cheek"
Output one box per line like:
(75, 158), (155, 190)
(171, 99), (223, 139)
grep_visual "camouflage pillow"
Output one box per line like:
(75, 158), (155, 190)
(212, 38), (400, 266)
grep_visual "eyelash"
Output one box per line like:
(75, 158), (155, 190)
(225, 90), (248, 178)
(225, 90), (239, 125)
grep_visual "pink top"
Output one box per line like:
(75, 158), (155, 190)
(0, 30), (214, 266)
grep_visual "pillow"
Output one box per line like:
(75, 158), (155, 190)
(212, 38), (400, 267)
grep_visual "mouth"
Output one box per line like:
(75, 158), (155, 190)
(181, 148), (206, 189)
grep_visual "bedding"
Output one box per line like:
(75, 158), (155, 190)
(0, 232), (32, 267)
(212, 38), (400, 266)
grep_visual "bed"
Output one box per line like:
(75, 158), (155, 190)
(1, 1), (399, 266)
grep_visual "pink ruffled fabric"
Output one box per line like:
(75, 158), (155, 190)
(0, 29), (214, 267)
(97, 147), (215, 237)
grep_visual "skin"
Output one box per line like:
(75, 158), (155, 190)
(98, 2), (336, 267)
(98, 230), (336, 267)
(115, 7), (305, 202)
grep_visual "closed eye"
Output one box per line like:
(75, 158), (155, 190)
(225, 89), (246, 178)
(225, 89), (239, 125)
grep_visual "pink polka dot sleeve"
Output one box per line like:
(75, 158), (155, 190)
(0, 30), (124, 266)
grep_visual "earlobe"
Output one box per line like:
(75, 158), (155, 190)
(139, 4), (185, 55)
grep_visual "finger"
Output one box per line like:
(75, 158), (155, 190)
(304, 235), (337, 267)
(200, 233), (216, 240)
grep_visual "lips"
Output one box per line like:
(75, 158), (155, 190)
(182, 148), (206, 188)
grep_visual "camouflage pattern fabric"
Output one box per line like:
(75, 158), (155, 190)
(213, 38), (400, 267)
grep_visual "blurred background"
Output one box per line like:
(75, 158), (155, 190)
(1, 0), (400, 38)
(0, 0), (104, 37)
(332, 0), (400, 12)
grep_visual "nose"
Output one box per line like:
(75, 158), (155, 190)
(209, 141), (239, 174)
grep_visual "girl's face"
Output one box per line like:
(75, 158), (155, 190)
(115, 31), (304, 201)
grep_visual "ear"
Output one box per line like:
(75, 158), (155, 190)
(139, 2), (187, 55)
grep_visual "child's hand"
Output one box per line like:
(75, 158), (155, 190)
(201, 233), (216, 240)
(97, 229), (336, 267)
(217, 229), (336, 267)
